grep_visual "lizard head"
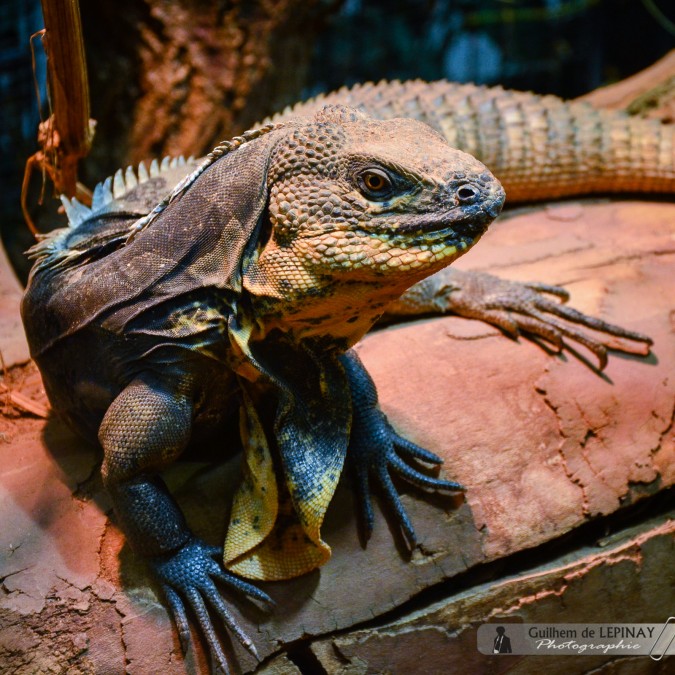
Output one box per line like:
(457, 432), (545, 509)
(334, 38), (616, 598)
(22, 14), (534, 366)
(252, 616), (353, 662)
(243, 105), (505, 345)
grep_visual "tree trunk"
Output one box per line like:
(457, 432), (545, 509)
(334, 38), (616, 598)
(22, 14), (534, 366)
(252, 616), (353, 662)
(80, 0), (340, 179)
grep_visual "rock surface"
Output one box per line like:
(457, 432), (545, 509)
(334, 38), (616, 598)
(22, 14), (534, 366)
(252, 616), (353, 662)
(0, 198), (673, 673)
(0, 243), (29, 368)
(310, 514), (675, 675)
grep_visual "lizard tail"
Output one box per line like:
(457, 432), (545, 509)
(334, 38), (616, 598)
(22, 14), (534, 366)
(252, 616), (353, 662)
(278, 80), (675, 203)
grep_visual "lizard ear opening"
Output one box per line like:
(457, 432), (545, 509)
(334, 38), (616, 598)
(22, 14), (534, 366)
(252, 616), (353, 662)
(125, 123), (285, 243)
(240, 202), (273, 271)
(114, 123), (294, 301)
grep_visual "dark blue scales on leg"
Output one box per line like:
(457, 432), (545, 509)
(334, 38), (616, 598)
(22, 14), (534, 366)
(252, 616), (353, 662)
(340, 349), (465, 547)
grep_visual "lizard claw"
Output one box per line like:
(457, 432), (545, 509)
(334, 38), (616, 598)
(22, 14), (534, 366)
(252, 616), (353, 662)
(150, 538), (272, 672)
(441, 271), (652, 370)
(349, 406), (464, 547)
(341, 350), (463, 548)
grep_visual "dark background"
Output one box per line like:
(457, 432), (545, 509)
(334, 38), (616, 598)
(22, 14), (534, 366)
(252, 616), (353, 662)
(1, 0), (674, 280)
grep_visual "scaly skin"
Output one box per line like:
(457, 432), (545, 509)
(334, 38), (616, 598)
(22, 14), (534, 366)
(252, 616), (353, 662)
(22, 106), (505, 672)
(242, 110), (503, 348)
(272, 80), (675, 201)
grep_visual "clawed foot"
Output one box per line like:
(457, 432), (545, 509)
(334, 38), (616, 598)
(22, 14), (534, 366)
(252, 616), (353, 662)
(350, 405), (464, 547)
(150, 537), (273, 673)
(341, 350), (463, 547)
(440, 271), (652, 370)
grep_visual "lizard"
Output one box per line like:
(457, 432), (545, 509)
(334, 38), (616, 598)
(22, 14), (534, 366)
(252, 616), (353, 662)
(273, 79), (675, 201)
(20, 81), (661, 671)
(23, 106), (507, 671)
(268, 79), (673, 367)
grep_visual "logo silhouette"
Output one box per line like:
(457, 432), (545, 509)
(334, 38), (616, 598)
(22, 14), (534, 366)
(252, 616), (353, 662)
(493, 626), (512, 654)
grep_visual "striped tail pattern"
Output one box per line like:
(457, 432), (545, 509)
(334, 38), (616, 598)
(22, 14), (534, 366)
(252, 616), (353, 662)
(274, 80), (675, 202)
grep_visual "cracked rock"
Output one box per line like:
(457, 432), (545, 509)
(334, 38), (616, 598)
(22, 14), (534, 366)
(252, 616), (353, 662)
(1, 198), (673, 672)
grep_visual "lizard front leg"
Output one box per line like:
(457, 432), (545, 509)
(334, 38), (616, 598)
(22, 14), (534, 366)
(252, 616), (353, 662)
(386, 267), (652, 370)
(99, 373), (270, 673)
(340, 350), (463, 547)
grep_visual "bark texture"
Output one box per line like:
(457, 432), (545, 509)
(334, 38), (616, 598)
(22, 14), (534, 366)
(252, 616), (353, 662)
(578, 49), (675, 121)
(80, 0), (339, 178)
(310, 515), (675, 674)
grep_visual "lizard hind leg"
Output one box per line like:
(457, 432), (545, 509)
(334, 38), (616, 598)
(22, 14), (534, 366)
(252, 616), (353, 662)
(340, 350), (464, 548)
(98, 373), (271, 672)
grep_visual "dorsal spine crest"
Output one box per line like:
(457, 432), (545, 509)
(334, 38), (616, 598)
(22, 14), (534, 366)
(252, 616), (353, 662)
(126, 121), (286, 242)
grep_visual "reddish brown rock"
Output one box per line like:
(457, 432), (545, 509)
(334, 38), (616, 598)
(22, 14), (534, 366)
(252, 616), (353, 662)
(0, 243), (29, 368)
(0, 199), (673, 673)
(310, 515), (675, 674)
(577, 48), (675, 120)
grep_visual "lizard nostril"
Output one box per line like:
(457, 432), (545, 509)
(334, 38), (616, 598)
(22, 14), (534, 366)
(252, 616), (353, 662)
(457, 185), (479, 202)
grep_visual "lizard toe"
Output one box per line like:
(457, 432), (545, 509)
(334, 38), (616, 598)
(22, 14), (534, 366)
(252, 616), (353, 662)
(349, 406), (460, 549)
(151, 537), (268, 669)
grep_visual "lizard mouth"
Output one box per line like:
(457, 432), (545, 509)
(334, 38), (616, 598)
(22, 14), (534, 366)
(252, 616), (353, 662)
(373, 187), (505, 240)
(381, 201), (504, 241)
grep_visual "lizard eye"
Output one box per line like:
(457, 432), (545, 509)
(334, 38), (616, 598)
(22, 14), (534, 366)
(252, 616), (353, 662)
(357, 168), (394, 200)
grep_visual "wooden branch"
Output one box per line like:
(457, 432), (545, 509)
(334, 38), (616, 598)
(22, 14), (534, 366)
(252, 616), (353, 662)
(0, 382), (49, 418)
(577, 49), (675, 121)
(39, 0), (92, 196)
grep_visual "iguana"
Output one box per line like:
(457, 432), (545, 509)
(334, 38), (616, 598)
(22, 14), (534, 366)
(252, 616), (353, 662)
(21, 80), (663, 671)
